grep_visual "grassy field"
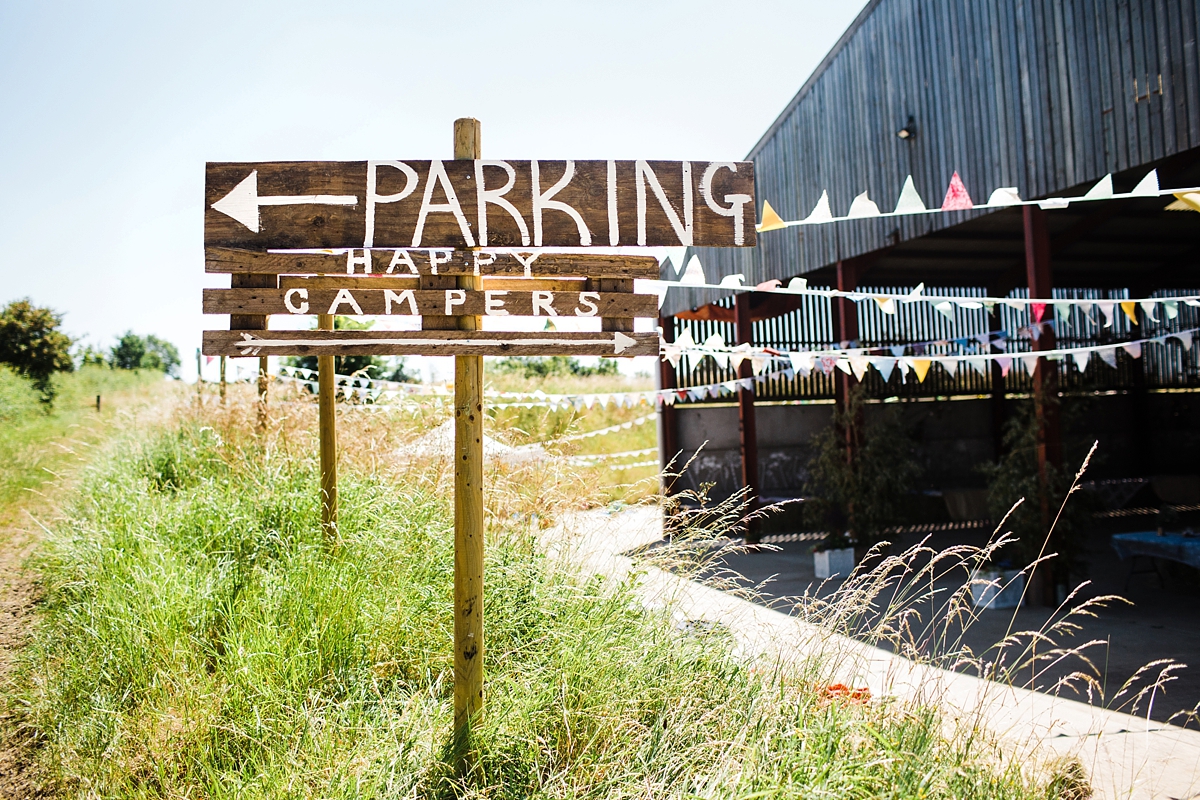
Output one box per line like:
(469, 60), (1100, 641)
(0, 366), (166, 517)
(7, 384), (1084, 798)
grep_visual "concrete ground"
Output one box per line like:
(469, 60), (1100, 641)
(712, 525), (1200, 730)
(547, 506), (1200, 800)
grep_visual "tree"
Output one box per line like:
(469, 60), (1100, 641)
(110, 332), (181, 376)
(0, 299), (74, 403)
(491, 356), (620, 379)
(284, 317), (391, 379)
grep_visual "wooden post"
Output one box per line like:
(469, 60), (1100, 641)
(219, 356), (227, 404)
(257, 355), (269, 433)
(95, 395), (101, 413)
(1023, 205), (1062, 604)
(657, 315), (680, 493)
(317, 314), (338, 544)
(452, 117), (485, 738)
(734, 293), (760, 543)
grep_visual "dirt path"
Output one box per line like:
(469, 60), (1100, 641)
(0, 516), (49, 799)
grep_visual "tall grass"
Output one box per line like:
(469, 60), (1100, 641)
(12, 390), (1082, 797)
(0, 365), (163, 513)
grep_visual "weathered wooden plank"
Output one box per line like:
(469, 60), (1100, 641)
(203, 288), (659, 318)
(202, 329), (659, 357)
(205, 160), (755, 250)
(205, 246), (661, 278)
(277, 275), (587, 292)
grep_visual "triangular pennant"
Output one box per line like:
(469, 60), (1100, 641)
(1031, 302), (1047, 323)
(1166, 192), (1200, 212)
(875, 296), (896, 314)
(934, 301), (956, 320)
(1054, 301), (1072, 322)
(718, 273), (745, 288)
(1072, 349), (1092, 372)
(1120, 301), (1138, 324)
(890, 345), (906, 358)
(757, 200), (788, 232)
(789, 352), (815, 375)
(786, 277), (808, 293)
(1082, 173), (1114, 200)
(818, 355), (839, 375)
(1163, 300), (1179, 320)
(835, 358), (853, 375)
(986, 187), (1023, 206)
(997, 356), (1013, 376)
(803, 191), (833, 224)
(1130, 169), (1159, 197)
(894, 175), (927, 214)
(1020, 354), (1040, 375)
(941, 171), (974, 211)
(941, 359), (959, 377)
(1122, 341), (1142, 358)
(680, 255), (706, 285)
(910, 358), (932, 382)
(666, 247), (687, 274)
(1140, 300), (1158, 322)
(967, 357), (989, 377)
(849, 355), (871, 381)
(1172, 331), (1193, 351)
(847, 191), (881, 218)
(1097, 347), (1118, 368)
(869, 357), (896, 382)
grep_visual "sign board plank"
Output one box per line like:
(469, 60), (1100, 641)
(203, 329), (659, 358)
(205, 247), (662, 278)
(205, 160), (755, 250)
(203, 288), (659, 318)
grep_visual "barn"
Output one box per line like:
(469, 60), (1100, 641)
(657, 0), (1200, 547)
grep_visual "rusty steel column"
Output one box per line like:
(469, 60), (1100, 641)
(734, 293), (760, 543)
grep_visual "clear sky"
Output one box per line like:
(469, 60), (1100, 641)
(0, 0), (867, 381)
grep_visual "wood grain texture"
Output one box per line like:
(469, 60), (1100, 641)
(204, 288), (658, 318)
(202, 329), (659, 357)
(316, 313), (338, 545)
(205, 160), (755, 249)
(206, 247), (661, 278)
(452, 117), (484, 736)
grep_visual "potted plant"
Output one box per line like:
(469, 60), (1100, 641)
(803, 387), (923, 579)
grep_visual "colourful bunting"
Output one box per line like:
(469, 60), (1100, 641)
(941, 172), (974, 211)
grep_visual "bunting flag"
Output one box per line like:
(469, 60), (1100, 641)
(748, 168), (1199, 232)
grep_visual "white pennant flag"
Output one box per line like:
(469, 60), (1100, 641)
(1123, 342), (1142, 358)
(680, 256), (706, 285)
(804, 190), (833, 223)
(789, 351), (815, 375)
(1072, 350), (1092, 371)
(1130, 169), (1160, 196)
(1082, 173), (1114, 200)
(894, 175), (927, 214)
(1020, 354), (1040, 374)
(849, 355), (871, 380)
(1140, 300), (1158, 322)
(1097, 301), (1115, 328)
(869, 357), (896, 382)
(942, 359), (959, 377)
(1097, 348), (1118, 368)
(847, 191), (882, 218)
(1172, 331), (1193, 351)
(1163, 300), (1179, 320)
(997, 356), (1013, 376)
(934, 301), (956, 321)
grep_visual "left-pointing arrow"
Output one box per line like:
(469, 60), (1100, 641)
(210, 170), (359, 233)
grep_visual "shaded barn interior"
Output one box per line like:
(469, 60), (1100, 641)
(657, 0), (1200, 529)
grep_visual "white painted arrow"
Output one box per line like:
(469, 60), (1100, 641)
(211, 170), (359, 233)
(236, 330), (640, 356)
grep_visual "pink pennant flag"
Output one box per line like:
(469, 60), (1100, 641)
(997, 356), (1013, 377)
(941, 171), (974, 211)
(1031, 302), (1047, 323)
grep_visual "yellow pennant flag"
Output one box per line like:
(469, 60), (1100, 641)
(1120, 301), (1138, 324)
(757, 201), (788, 232)
(875, 296), (896, 314)
(1165, 192), (1200, 212)
(911, 359), (932, 382)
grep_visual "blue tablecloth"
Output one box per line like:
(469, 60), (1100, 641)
(1111, 532), (1200, 570)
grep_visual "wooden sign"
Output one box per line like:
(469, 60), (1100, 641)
(203, 329), (659, 357)
(203, 287), (659, 319)
(206, 160), (756, 250)
(205, 247), (661, 278)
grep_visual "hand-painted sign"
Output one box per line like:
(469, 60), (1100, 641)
(205, 160), (755, 250)
(203, 329), (659, 357)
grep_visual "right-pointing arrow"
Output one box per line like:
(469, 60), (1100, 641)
(211, 170), (359, 233)
(612, 331), (636, 354)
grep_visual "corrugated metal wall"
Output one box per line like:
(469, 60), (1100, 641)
(665, 0), (1200, 316)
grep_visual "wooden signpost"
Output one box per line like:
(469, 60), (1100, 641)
(201, 121), (754, 745)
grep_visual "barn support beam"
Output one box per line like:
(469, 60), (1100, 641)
(734, 292), (760, 544)
(833, 259), (861, 462)
(657, 315), (680, 494)
(987, 297), (1007, 460)
(1023, 205), (1063, 605)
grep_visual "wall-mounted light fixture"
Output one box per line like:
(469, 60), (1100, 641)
(897, 115), (917, 140)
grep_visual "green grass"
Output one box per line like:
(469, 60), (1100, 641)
(12, 398), (1076, 798)
(0, 365), (164, 514)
